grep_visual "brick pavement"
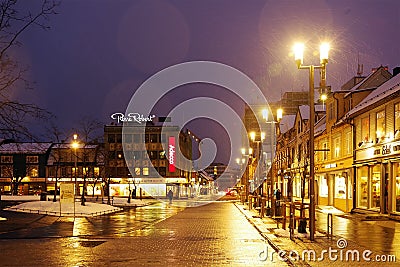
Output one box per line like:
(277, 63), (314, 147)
(0, 202), (290, 266)
(235, 202), (400, 267)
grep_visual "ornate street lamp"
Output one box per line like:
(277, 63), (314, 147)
(293, 42), (330, 241)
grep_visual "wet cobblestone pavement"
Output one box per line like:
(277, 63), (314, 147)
(0, 202), (289, 266)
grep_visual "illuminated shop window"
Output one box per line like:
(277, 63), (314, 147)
(361, 117), (369, 142)
(395, 103), (400, 134)
(376, 110), (386, 139)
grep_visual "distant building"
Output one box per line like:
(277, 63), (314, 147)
(269, 91), (309, 116)
(46, 143), (103, 196)
(0, 142), (52, 195)
(104, 124), (193, 198)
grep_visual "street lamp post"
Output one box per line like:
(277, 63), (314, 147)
(294, 42), (329, 241)
(241, 147), (253, 202)
(72, 134), (79, 198)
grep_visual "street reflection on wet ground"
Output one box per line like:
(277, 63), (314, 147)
(316, 211), (400, 257)
(73, 202), (184, 237)
(0, 202), (287, 266)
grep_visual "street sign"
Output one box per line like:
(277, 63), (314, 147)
(60, 183), (74, 203)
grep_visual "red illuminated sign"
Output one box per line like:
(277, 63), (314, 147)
(168, 136), (176, 172)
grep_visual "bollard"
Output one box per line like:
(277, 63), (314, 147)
(327, 213), (333, 239)
(260, 197), (266, 217)
(248, 195), (253, 210)
(282, 203), (286, 230)
(289, 203), (295, 240)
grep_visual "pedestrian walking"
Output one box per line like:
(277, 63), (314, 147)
(167, 189), (173, 204)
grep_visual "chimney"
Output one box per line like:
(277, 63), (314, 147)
(393, 67), (400, 77)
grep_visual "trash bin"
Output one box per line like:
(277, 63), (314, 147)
(40, 192), (47, 201)
(298, 218), (307, 233)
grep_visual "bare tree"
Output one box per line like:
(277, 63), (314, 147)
(46, 123), (65, 202)
(75, 117), (103, 205)
(0, 0), (59, 140)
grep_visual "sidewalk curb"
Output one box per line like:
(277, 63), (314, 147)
(234, 202), (310, 267)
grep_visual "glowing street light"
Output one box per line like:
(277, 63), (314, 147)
(293, 42), (330, 241)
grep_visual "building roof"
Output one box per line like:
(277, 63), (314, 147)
(0, 143), (52, 154)
(315, 115), (326, 136)
(279, 115), (296, 134)
(345, 74), (400, 119)
(50, 143), (99, 149)
(343, 66), (392, 97)
(298, 105), (325, 120)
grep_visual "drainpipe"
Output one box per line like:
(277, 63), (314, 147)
(348, 119), (357, 213)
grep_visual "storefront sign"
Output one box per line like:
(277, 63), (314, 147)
(110, 112), (155, 124)
(324, 163), (337, 169)
(168, 136), (176, 172)
(357, 140), (400, 160)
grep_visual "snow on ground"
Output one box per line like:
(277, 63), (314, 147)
(4, 201), (122, 217)
(1, 196), (158, 218)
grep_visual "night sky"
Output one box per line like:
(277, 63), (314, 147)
(11, 0), (400, 162)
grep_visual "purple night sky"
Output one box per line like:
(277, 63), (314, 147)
(11, 0), (400, 162)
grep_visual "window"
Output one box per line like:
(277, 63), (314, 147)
(395, 103), (400, 133)
(376, 110), (386, 139)
(345, 131), (352, 155)
(159, 151), (166, 159)
(149, 151), (158, 160)
(333, 136), (341, 158)
(123, 134), (132, 143)
(26, 165), (39, 177)
(1, 155), (13, 163)
(322, 142), (328, 161)
(134, 167), (141, 176)
(1, 165), (13, 177)
(108, 134), (115, 143)
(26, 155), (38, 163)
(158, 167), (166, 176)
(361, 117), (369, 142)
(143, 167), (149, 176)
(133, 134), (141, 143)
(328, 103), (334, 121)
(149, 134), (158, 143)
(94, 167), (100, 176)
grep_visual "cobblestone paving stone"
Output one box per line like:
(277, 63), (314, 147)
(0, 202), (290, 266)
(235, 203), (400, 267)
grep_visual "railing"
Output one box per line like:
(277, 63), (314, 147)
(5, 206), (122, 217)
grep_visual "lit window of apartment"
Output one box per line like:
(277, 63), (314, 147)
(26, 155), (38, 163)
(395, 103), (400, 133)
(345, 131), (352, 155)
(1, 155), (13, 163)
(1, 165), (13, 177)
(328, 103), (334, 121)
(322, 142), (328, 161)
(361, 117), (370, 142)
(334, 137), (341, 158)
(94, 167), (100, 176)
(376, 110), (386, 139)
(27, 165), (38, 177)
(134, 167), (141, 176)
(143, 167), (149, 176)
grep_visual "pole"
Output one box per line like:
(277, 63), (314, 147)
(309, 65), (316, 241)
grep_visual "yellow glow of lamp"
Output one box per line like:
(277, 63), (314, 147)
(261, 132), (266, 141)
(71, 141), (79, 149)
(277, 108), (283, 121)
(294, 43), (304, 68)
(249, 132), (256, 141)
(249, 148), (253, 155)
(262, 109), (268, 120)
(320, 43), (330, 64)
